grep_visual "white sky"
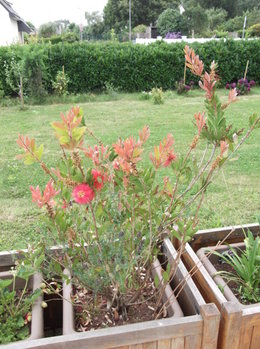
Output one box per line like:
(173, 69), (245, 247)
(10, 0), (108, 28)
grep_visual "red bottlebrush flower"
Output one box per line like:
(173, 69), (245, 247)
(194, 112), (206, 136)
(30, 180), (60, 208)
(72, 184), (95, 205)
(184, 45), (204, 77)
(92, 169), (106, 190)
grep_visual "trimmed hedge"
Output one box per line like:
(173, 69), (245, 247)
(0, 39), (260, 96)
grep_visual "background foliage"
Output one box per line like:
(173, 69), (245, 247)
(0, 40), (259, 97)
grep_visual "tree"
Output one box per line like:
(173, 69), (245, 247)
(84, 11), (105, 40)
(205, 8), (227, 31)
(103, 0), (180, 32)
(38, 22), (58, 38)
(183, 1), (209, 35)
(157, 9), (187, 36)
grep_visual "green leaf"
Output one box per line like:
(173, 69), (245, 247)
(0, 279), (12, 289)
(154, 273), (160, 288)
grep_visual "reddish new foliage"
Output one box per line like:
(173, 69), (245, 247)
(30, 180), (60, 208)
(184, 45), (204, 77)
(113, 126), (150, 174)
(150, 134), (177, 169)
(194, 112), (206, 136)
(220, 141), (229, 157)
(83, 144), (110, 166)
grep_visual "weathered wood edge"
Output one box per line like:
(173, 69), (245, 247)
(163, 238), (206, 312)
(191, 223), (260, 252)
(182, 243), (227, 307)
(4, 314), (203, 349)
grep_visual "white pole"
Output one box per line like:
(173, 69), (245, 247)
(129, 0), (132, 41)
(242, 16), (247, 39)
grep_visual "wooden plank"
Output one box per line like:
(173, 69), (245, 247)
(184, 335), (201, 349)
(129, 345), (143, 349)
(115, 347), (129, 349)
(191, 223), (259, 252)
(163, 239), (205, 316)
(182, 243), (226, 308)
(157, 339), (171, 349)
(249, 325), (260, 349)
(218, 302), (242, 349)
(200, 303), (220, 349)
(171, 338), (184, 349)
(5, 315), (203, 349)
(143, 342), (157, 349)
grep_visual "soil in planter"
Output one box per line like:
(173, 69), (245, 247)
(212, 257), (259, 305)
(72, 277), (166, 332)
(43, 292), (63, 336)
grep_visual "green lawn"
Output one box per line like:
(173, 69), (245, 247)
(0, 89), (259, 250)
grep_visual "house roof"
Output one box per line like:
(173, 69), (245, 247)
(0, 0), (32, 33)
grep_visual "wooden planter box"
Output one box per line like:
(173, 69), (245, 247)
(2, 240), (220, 348)
(181, 223), (260, 349)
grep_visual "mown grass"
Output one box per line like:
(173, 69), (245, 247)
(0, 89), (259, 250)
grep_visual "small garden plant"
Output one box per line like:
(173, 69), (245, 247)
(214, 231), (260, 303)
(0, 261), (42, 344)
(151, 87), (164, 104)
(15, 46), (259, 333)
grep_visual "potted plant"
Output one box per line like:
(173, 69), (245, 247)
(3, 46), (258, 347)
(181, 224), (260, 349)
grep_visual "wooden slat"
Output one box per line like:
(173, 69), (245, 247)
(171, 338), (184, 349)
(163, 239), (205, 316)
(200, 303), (220, 349)
(184, 335), (201, 349)
(115, 347), (129, 349)
(191, 223), (259, 252)
(157, 339), (171, 349)
(218, 302), (242, 349)
(129, 345), (143, 349)
(143, 342), (157, 349)
(250, 325), (260, 349)
(5, 315), (203, 349)
(183, 243), (226, 308)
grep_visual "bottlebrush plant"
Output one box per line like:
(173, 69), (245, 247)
(16, 46), (260, 327)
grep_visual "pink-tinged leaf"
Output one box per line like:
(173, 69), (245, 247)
(184, 45), (204, 77)
(139, 125), (150, 143)
(220, 141), (229, 157)
(228, 88), (237, 103)
(30, 180), (60, 209)
(194, 112), (206, 136)
(150, 134), (177, 169)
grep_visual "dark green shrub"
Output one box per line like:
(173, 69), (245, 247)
(0, 40), (259, 97)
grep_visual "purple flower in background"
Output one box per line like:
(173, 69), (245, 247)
(249, 80), (256, 86)
(244, 78), (248, 84)
(237, 89), (241, 95)
(165, 32), (182, 39)
(231, 82), (236, 89)
(238, 79), (243, 85)
(190, 81), (194, 85)
(185, 85), (191, 91)
(247, 86), (251, 92)
(225, 83), (230, 89)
